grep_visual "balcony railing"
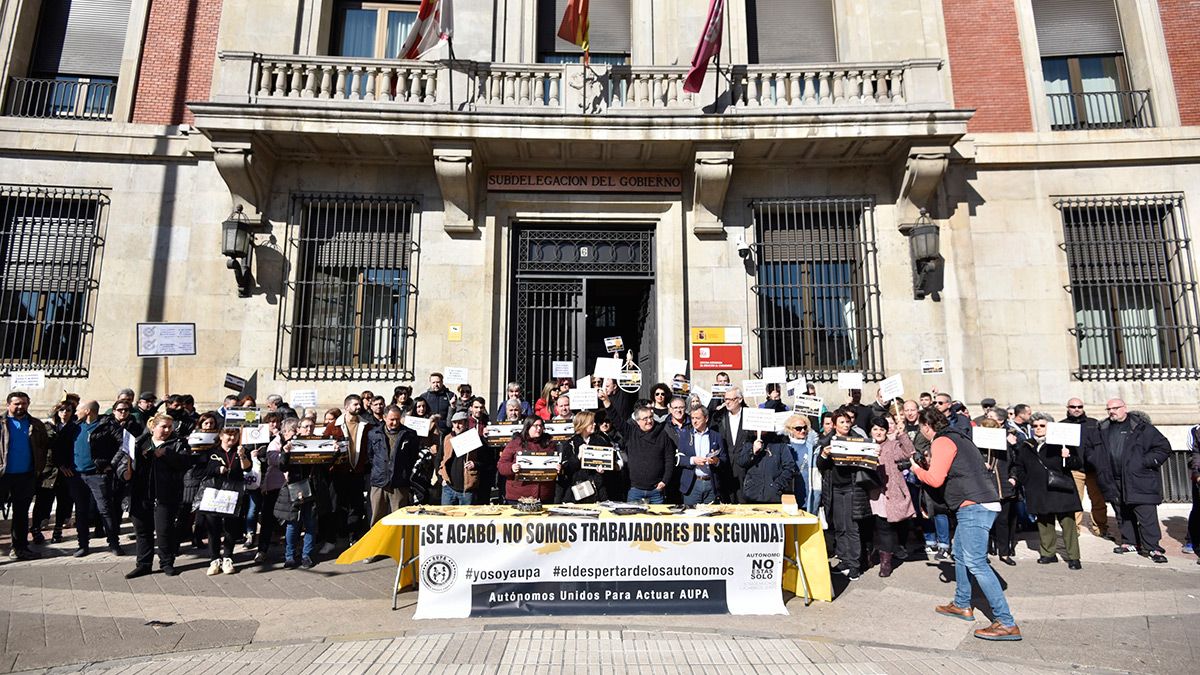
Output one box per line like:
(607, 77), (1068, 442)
(215, 52), (949, 116)
(4, 77), (116, 121)
(1048, 90), (1154, 131)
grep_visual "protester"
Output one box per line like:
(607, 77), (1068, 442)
(782, 413), (819, 514)
(133, 392), (162, 427)
(648, 383), (672, 423)
(254, 417), (290, 563)
(494, 382), (533, 419)
(760, 385), (788, 413)
(559, 411), (621, 504)
(1060, 398), (1106, 538)
(325, 395), (373, 550)
(1012, 412), (1082, 569)
(32, 402), (75, 545)
(2, 392), (49, 559)
(391, 385), (414, 414)
(665, 396), (689, 442)
(911, 407), (1020, 641)
(617, 406), (676, 504)
(551, 395), (572, 422)
(1187, 422), (1200, 563)
(417, 373), (453, 433)
(713, 386), (751, 503)
(738, 429), (796, 505)
(1086, 399), (1171, 563)
(55, 400), (123, 556)
(978, 418), (1018, 567)
(497, 417), (558, 504)
(675, 406), (725, 506)
(533, 380), (558, 421)
(200, 427), (252, 575)
(366, 406), (418, 524)
(503, 399), (523, 422)
(179, 413), (218, 550)
(439, 412), (477, 505)
(276, 418), (329, 569)
(869, 417), (916, 577)
(816, 409), (877, 581)
(125, 414), (190, 578)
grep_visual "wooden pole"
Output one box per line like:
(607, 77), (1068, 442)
(163, 357), (170, 397)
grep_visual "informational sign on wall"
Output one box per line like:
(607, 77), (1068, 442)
(136, 323), (196, 357)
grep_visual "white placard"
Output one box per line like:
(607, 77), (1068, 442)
(776, 411), (796, 428)
(552, 361), (574, 378)
(579, 445), (616, 471)
(761, 367), (788, 384)
(451, 430), (483, 457)
(1046, 422), (1082, 447)
(120, 430), (136, 469)
(664, 359), (689, 378)
(785, 378), (807, 397)
(136, 323), (196, 357)
(972, 426), (1008, 450)
(794, 395), (824, 417)
(692, 386), (712, 408)
(742, 407), (779, 432)
(406, 416), (432, 438)
(198, 487), (240, 516)
(240, 424), (271, 445)
(567, 387), (599, 410)
(593, 357), (624, 380)
(444, 367), (469, 386)
(741, 379), (767, 398)
(920, 358), (946, 375)
(836, 372), (865, 390)
(879, 374), (904, 401)
(9, 371), (45, 390)
(188, 432), (219, 448)
(289, 390), (319, 408)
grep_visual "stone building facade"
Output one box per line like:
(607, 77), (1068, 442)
(0, 0), (1196, 446)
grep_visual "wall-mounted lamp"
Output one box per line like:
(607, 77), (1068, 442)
(907, 210), (943, 301)
(221, 205), (254, 297)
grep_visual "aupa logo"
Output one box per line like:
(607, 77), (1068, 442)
(420, 554), (457, 592)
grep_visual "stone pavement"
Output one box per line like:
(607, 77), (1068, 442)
(1, 504), (1197, 674)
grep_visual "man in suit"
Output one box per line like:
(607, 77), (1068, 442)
(675, 405), (727, 506)
(712, 386), (753, 503)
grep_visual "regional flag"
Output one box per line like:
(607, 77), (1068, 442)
(683, 0), (724, 93)
(557, 0), (590, 54)
(399, 0), (455, 60)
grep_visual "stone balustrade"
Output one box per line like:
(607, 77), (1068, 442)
(215, 52), (948, 115)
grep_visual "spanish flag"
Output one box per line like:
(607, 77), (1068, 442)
(557, 0), (590, 55)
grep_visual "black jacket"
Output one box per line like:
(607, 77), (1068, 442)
(1085, 412), (1171, 506)
(88, 415), (142, 472)
(815, 433), (878, 520)
(737, 435), (796, 504)
(366, 424), (420, 490)
(1011, 439), (1082, 515)
(1059, 414), (1099, 471)
(618, 418), (677, 491)
(558, 431), (621, 503)
(127, 434), (191, 510)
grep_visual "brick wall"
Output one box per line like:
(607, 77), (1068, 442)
(1158, 0), (1200, 126)
(942, 0), (1034, 132)
(131, 0), (224, 125)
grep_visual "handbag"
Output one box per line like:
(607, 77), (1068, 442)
(1036, 445), (1074, 493)
(287, 478), (314, 504)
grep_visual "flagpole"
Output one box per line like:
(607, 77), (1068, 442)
(447, 37), (456, 111)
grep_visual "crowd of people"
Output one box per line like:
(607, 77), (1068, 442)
(1, 373), (1197, 640)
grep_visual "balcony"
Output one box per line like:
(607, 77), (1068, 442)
(4, 77), (116, 121)
(1048, 90), (1154, 131)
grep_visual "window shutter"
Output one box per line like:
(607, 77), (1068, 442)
(538, 0), (631, 56)
(1033, 0), (1123, 57)
(32, 0), (133, 78)
(747, 0), (836, 64)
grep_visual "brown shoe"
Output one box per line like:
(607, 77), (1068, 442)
(974, 622), (1022, 641)
(935, 603), (975, 621)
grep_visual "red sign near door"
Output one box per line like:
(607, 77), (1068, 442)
(691, 344), (743, 370)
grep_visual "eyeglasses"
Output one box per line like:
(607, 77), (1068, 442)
(114, 407), (131, 413)
(935, 400), (950, 406)
(636, 416), (653, 422)
(723, 396), (740, 402)
(789, 425), (808, 431)
(654, 392), (667, 397)
(1032, 423), (1047, 428)
(1067, 405), (1084, 409)
(1105, 405), (1125, 411)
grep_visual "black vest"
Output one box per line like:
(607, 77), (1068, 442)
(937, 428), (999, 510)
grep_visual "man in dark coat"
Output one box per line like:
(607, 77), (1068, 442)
(738, 431), (797, 504)
(712, 387), (754, 503)
(1060, 398), (1107, 538)
(1084, 399), (1171, 562)
(366, 406), (418, 525)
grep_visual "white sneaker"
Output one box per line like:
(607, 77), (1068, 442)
(221, 558), (236, 575)
(207, 560), (222, 576)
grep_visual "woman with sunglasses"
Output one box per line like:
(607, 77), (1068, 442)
(649, 383), (672, 423)
(534, 380), (558, 422)
(1011, 412), (1083, 569)
(783, 414), (820, 514)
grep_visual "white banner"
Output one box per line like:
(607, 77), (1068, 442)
(413, 517), (787, 618)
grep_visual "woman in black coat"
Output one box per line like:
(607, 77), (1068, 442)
(124, 414), (191, 578)
(558, 411), (620, 503)
(816, 409), (879, 581)
(199, 427), (252, 576)
(1012, 413), (1083, 569)
(979, 416), (1019, 566)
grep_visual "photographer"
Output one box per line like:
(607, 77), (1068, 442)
(911, 407), (1021, 641)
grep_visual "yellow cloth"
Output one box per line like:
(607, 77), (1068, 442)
(336, 504), (832, 603)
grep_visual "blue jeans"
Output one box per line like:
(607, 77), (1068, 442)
(953, 504), (1015, 627)
(628, 487), (664, 504)
(245, 491), (261, 535)
(285, 503), (317, 561)
(682, 480), (716, 506)
(441, 485), (474, 505)
(77, 473), (122, 549)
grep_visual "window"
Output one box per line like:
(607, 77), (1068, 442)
(1058, 194), (1200, 380)
(751, 197), (884, 382)
(333, 1), (419, 58)
(0, 185), (107, 377)
(278, 193), (420, 381)
(1033, 0), (1152, 129)
(537, 0), (631, 63)
(746, 0), (836, 64)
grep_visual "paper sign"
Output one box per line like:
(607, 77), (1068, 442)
(794, 395), (824, 417)
(240, 424), (271, 445)
(120, 430), (136, 469)
(711, 383), (730, 395)
(451, 430), (483, 457)
(836, 372), (865, 390)
(9, 371), (45, 390)
(776, 411), (796, 428)
(762, 367), (788, 384)
(741, 379), (767, 398)
(198, 487), (240, 516)
(223, 407), (261, 428)
(1046, 422), (1082, 447)
(972, 426), (1008, 450)
(188, 432), (219, 448)
(879, 374), (904, 401)
(289, 390), (319, 408)
(568, 387), (599, 410)
(920, 359), (946, 375)
(594, 357), (624, 380)
(742, 407), (779, 432)
(223, 373), (247, 391)
(785, 378), (807, 397)
(406, 416), (432, 438)
(579, 445), (616, 471)
(552, 361), (574, 378)
(829, 439), (880, 469)
(136, 323), (196, 357)
(604, 336), (624, 353)
(444, 367), (469, 386)
(664, 359), (689, 378)
(692, 386), (712, 408)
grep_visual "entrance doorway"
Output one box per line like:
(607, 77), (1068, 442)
(509, 224), (656, 400)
